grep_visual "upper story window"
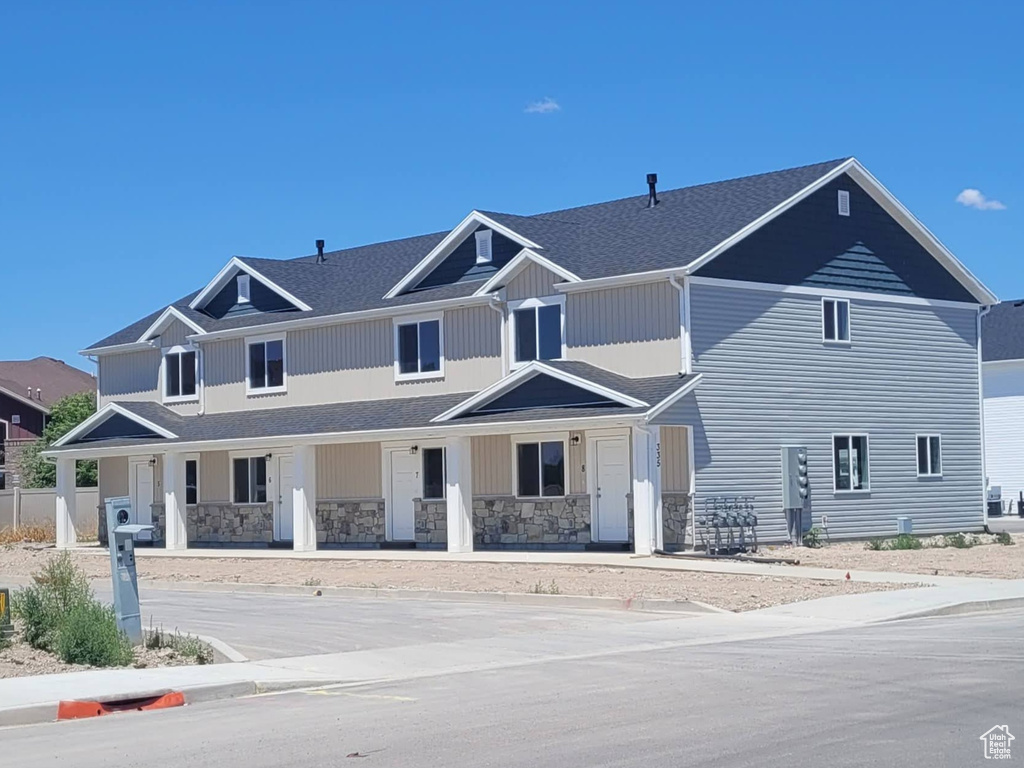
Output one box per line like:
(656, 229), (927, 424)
(515, 436), (566, 497)
(917, 434), (942, 477)
(822, 298), (850, 343)
(162, 346), (198, 403)
(237, 273), (251, 303)
(475, 229), (493, 264)
(510, 296), (565, 367)
(247, 334), (286, 394)
(394, 314), (444, 381)
(833, 434), (869, 492)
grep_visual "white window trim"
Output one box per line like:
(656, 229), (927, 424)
(245, 333), (287, 396)
(512, 432), (569, 499)
(237, 273), (251, 304)
(160, 345), (199, 404)
(393, 313), (445, 382)
(229, 450), (271, 505)
(475, 229), (493, 265)
(832, 433), (870, 494)
(821, 297), (851, 345)
(508, 295), (566, 369)
(185, 452), (200, 506)
(916, 434), (943, 478)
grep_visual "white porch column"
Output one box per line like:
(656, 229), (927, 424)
(55, 457), (77, 549)
(163, 452), (188, 550)
(445, 436), (474, 553)
(631, 424), (662, 556)
(292, 444), (317, 552)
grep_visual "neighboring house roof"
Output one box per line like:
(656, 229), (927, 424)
(50, 365), (700, 451)
(982, 300), (1024, 362)
(85, 157), (994, 353)
(0, 357), (94, 412)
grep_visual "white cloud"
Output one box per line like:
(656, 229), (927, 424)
(956, 188), (1006, 211)
(525, 97), (560, 114)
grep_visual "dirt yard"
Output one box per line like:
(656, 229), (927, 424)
(0, 546), (911, 613)
(760, 533), (1024, 579)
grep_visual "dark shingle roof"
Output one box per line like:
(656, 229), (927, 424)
(0, 357), (95, 408)
(983, 300), (1024, 362)
(87, 159), (850, 351)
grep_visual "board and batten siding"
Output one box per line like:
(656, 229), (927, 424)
(471, 432), (587, 496)
(983, 360), (1024, 507)
(505, 262), (563, 301)
(155, 319), (194, 348)
(98, 457), (129, 500)
(199, 451), (230, 502)
(566, 281), (680, 377)
(316, 443), (382, 499)
(653, 282), (984, 541)
(203, 306), (501, 413)
(660, 426), (692, 493)
(98, 350), (160, 406)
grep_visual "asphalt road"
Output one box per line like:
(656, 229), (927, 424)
(6, 609), (1022, 767)
(114, 588), (664, 660)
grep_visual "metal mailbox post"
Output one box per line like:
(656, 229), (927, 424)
(104, 496), (153, 645)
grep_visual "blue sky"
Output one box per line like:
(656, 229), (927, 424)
(1, 1), (1020, 373)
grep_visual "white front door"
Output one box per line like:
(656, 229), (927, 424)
(131, 460), (154, 542)
(389, 450), (420, 541)
(594, 437), (631, 542)
(276, 454), (294, 541)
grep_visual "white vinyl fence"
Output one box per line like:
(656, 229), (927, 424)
(0, 488), (99, 536)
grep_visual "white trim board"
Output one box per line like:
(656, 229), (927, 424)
(385, 211), (543, 299)
(188, 256), (314, 313)
(52, 403), (179, 447)
(431, 361), (648, 422)
(138, 306), (207, 344)
(474, 249), (581, 296)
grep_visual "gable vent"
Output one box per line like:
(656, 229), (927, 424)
(237, 273), (251, 304)
(838, 190), (851, 217)
(475, 229), (493, 265)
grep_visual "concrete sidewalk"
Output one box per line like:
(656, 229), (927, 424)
(3, 579), (1023, 727)
(64, 542), (976, 586)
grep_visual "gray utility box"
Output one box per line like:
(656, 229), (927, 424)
(782, 446), (811, 543)
(104, 496), (154, 646)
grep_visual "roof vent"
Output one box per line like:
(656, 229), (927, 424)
(475, 229), (493, 265)
(838, 190), (850, 217)
(236, 273), (251, 304)
(647, 173), (659, 208)
(316, 239), (325, 264)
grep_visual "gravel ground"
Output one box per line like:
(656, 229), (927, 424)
(0, 546), (911, 612)
(0, 621), (200, 679)
(760, 533), (1024, 579)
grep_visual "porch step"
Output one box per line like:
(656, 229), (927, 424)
(379, 541), (417, 550)
(585, 542), (631, 553)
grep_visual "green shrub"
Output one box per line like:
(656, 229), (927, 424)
(13, 552), (92, 651)
(996, 531), (1014, 546)
(865, 538), (886, 551)
(886, 534), (922, 551)
(944, 532), (974, 549)
(802, 527), (823, 548)
(146, 622), (213, 665)
(55, 601), (133, 667)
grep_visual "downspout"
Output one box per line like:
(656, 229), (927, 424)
(668, 276), (690, 374)
(978, 304), (992, 531)
(488, 294), (508, 377)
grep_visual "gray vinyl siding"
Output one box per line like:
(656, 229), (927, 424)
(505, 262), (563, 300)
(155, 319), (194, 348)
(566, 280), (680, 377)
(98, 350), (161, 406)
(203, 305), (501, 412)
(654, 282), (983, 541)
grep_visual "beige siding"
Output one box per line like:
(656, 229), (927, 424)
(661, 426), (691, 492)
(204, 307), (502, 413)
(505, 262), (564, 301)
(566, 281), (680, 377)
(200, 451), (230, 502)
(156, 319), (194, 348)
(98, 350), (160, 405)
(317, 443), (382, 498)
(99, 457), (129, 500)
(568, 430), (587, 494)
(472, 435), (511, 495)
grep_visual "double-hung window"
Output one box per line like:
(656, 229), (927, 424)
(515, 438), (565, 497)
(917, 435), (942, 477)
(394, 315), (443, 380)
(833, 434), (869, 492)
(185, 456), (199, 505)
(163, 346), (197, 402)
(822, 298), (850, 343)
(233, 456), (268, 504)
(510, 296), (564, 366)
(247, 335), (286, 393)
(422, 447), (446, 500)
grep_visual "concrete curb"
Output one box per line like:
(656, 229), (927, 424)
(0, 679), (332, 728)
(877, 595), (1024, 623)
(134, 579), (724, 614)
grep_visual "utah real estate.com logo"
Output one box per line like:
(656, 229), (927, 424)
(980, 725), (1014, 760)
